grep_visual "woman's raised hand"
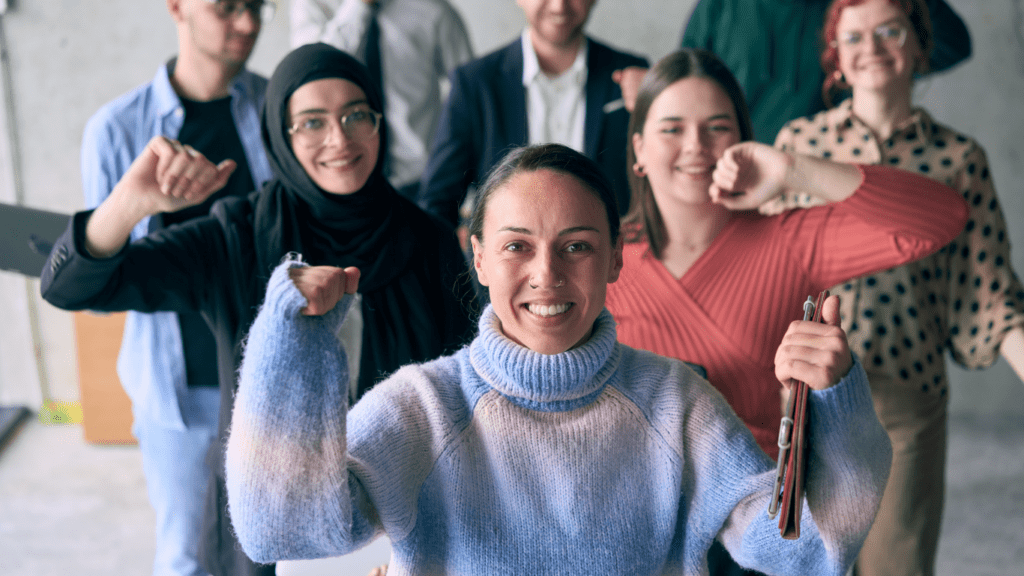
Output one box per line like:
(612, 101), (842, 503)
(121, 136), (237, 215)
(84, 136), (237, 258)
(709, 141), (793, 210)
(611, 66), (648, 112)
(774, 295), (853, 391)
(289, 266), (361, 316)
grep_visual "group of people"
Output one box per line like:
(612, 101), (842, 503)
(39, 1), (1024, 576)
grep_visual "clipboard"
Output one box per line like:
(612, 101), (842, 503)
(767, 290), (829, 539)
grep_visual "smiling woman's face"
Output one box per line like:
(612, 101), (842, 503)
(471, 169), (623, 355)
(287, 77), (380, 195)
(835, 0), (921, 96)
(632, 76), (740, 208)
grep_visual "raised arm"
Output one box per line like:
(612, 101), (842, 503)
(733, 355), (890, 575)
(40, 137), (236, 315)
(683, 296), (890, 574)
(226, 260), (376, 562)
(84, 136), (235, 258)
(711, 141), (968, 283)
(710, 142), (863, 210)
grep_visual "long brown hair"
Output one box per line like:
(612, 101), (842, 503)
(623, 49), (753, 260)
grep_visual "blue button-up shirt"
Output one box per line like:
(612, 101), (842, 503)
(80, 62), (271, 430)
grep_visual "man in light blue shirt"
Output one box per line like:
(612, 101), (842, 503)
(79, 1), (272, 575)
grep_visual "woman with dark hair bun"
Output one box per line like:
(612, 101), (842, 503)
(40, 43), (476, 576)
(762, 1), (1024, 574)
(604, 47), (970, 574)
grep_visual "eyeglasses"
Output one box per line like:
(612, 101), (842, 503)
(288, 108), (383, 149)
(201, 0), (276, 23)
(834, 22), (907, 49)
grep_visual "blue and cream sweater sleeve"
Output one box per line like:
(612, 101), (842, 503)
(225, 260), (378, 563)
(674, 356), (892, 574)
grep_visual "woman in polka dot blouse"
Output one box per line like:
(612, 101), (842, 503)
(761, 1), (1024, 575)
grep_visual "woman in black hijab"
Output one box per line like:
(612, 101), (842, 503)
(41, 44), (476, 576)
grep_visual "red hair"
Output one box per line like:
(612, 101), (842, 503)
(821, 0), (934, 106)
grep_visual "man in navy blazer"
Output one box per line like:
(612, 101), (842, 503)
(418, 0), (648, 228)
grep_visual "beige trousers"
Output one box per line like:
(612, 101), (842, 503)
(854, 376), (948, 576)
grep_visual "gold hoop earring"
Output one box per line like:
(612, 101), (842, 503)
(833, 69), (848, 88)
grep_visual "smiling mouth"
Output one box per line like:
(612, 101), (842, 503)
(322, 157), (357, 168)
(676, 165), (713, 175)
(526, 303), (573, 317)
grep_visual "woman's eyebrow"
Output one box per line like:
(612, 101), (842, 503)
(292, 99), (371, 117)
(497, 226), (531, 234)
(494, 225), (600, 235)
(559, 226), (600, 236)
(658, 113), (733, 122)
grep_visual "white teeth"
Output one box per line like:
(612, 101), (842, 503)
(527, 303), (571, 317)
(323, 158), (355, 168)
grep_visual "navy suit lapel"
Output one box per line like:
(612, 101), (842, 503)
(584, 40), (615, 160)
(500, 39), (528, 148)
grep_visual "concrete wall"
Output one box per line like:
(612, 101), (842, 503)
(0, 0), (1021, 417)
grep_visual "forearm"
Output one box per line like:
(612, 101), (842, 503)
(805, 164), (969, 280)
(804, 359), (891, 551)
(40, 211), (215, 315)
(782, 153), (864, 204)
(725, 360), (892, 575)
(226, 260), (363, 562)
(83, 181), (154, 258)
(1000, 325), (1024, 385)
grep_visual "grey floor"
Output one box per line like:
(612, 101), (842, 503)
(1, 414), (1021, 575)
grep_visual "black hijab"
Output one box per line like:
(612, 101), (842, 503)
(252, 43), (414, 291)
(249, 43), (474, 397)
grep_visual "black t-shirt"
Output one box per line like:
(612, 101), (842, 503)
(162, 96), (256, 225)
(150, 95), (256, 389)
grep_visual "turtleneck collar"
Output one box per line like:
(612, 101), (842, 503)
(469, 305), (621, 412)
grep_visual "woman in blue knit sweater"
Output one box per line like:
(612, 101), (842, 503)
(224, 144), (892, 575)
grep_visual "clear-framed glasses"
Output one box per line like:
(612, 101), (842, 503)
(201, 0), (277, 23)
(834, 22), (908, 49)
(288, 108), (383, 149)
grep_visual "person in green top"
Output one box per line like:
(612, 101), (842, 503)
(614, 0), (972, 145)
(679, 0), (971, 143)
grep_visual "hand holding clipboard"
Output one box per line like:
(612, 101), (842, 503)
(767, 290), (852, 539)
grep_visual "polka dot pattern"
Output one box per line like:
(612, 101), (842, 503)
(766, 99), (1024, 404)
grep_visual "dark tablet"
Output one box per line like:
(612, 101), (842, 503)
(0, 202), (72, 278)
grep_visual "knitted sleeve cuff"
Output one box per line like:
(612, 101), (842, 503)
(263, 256), (355, 331)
